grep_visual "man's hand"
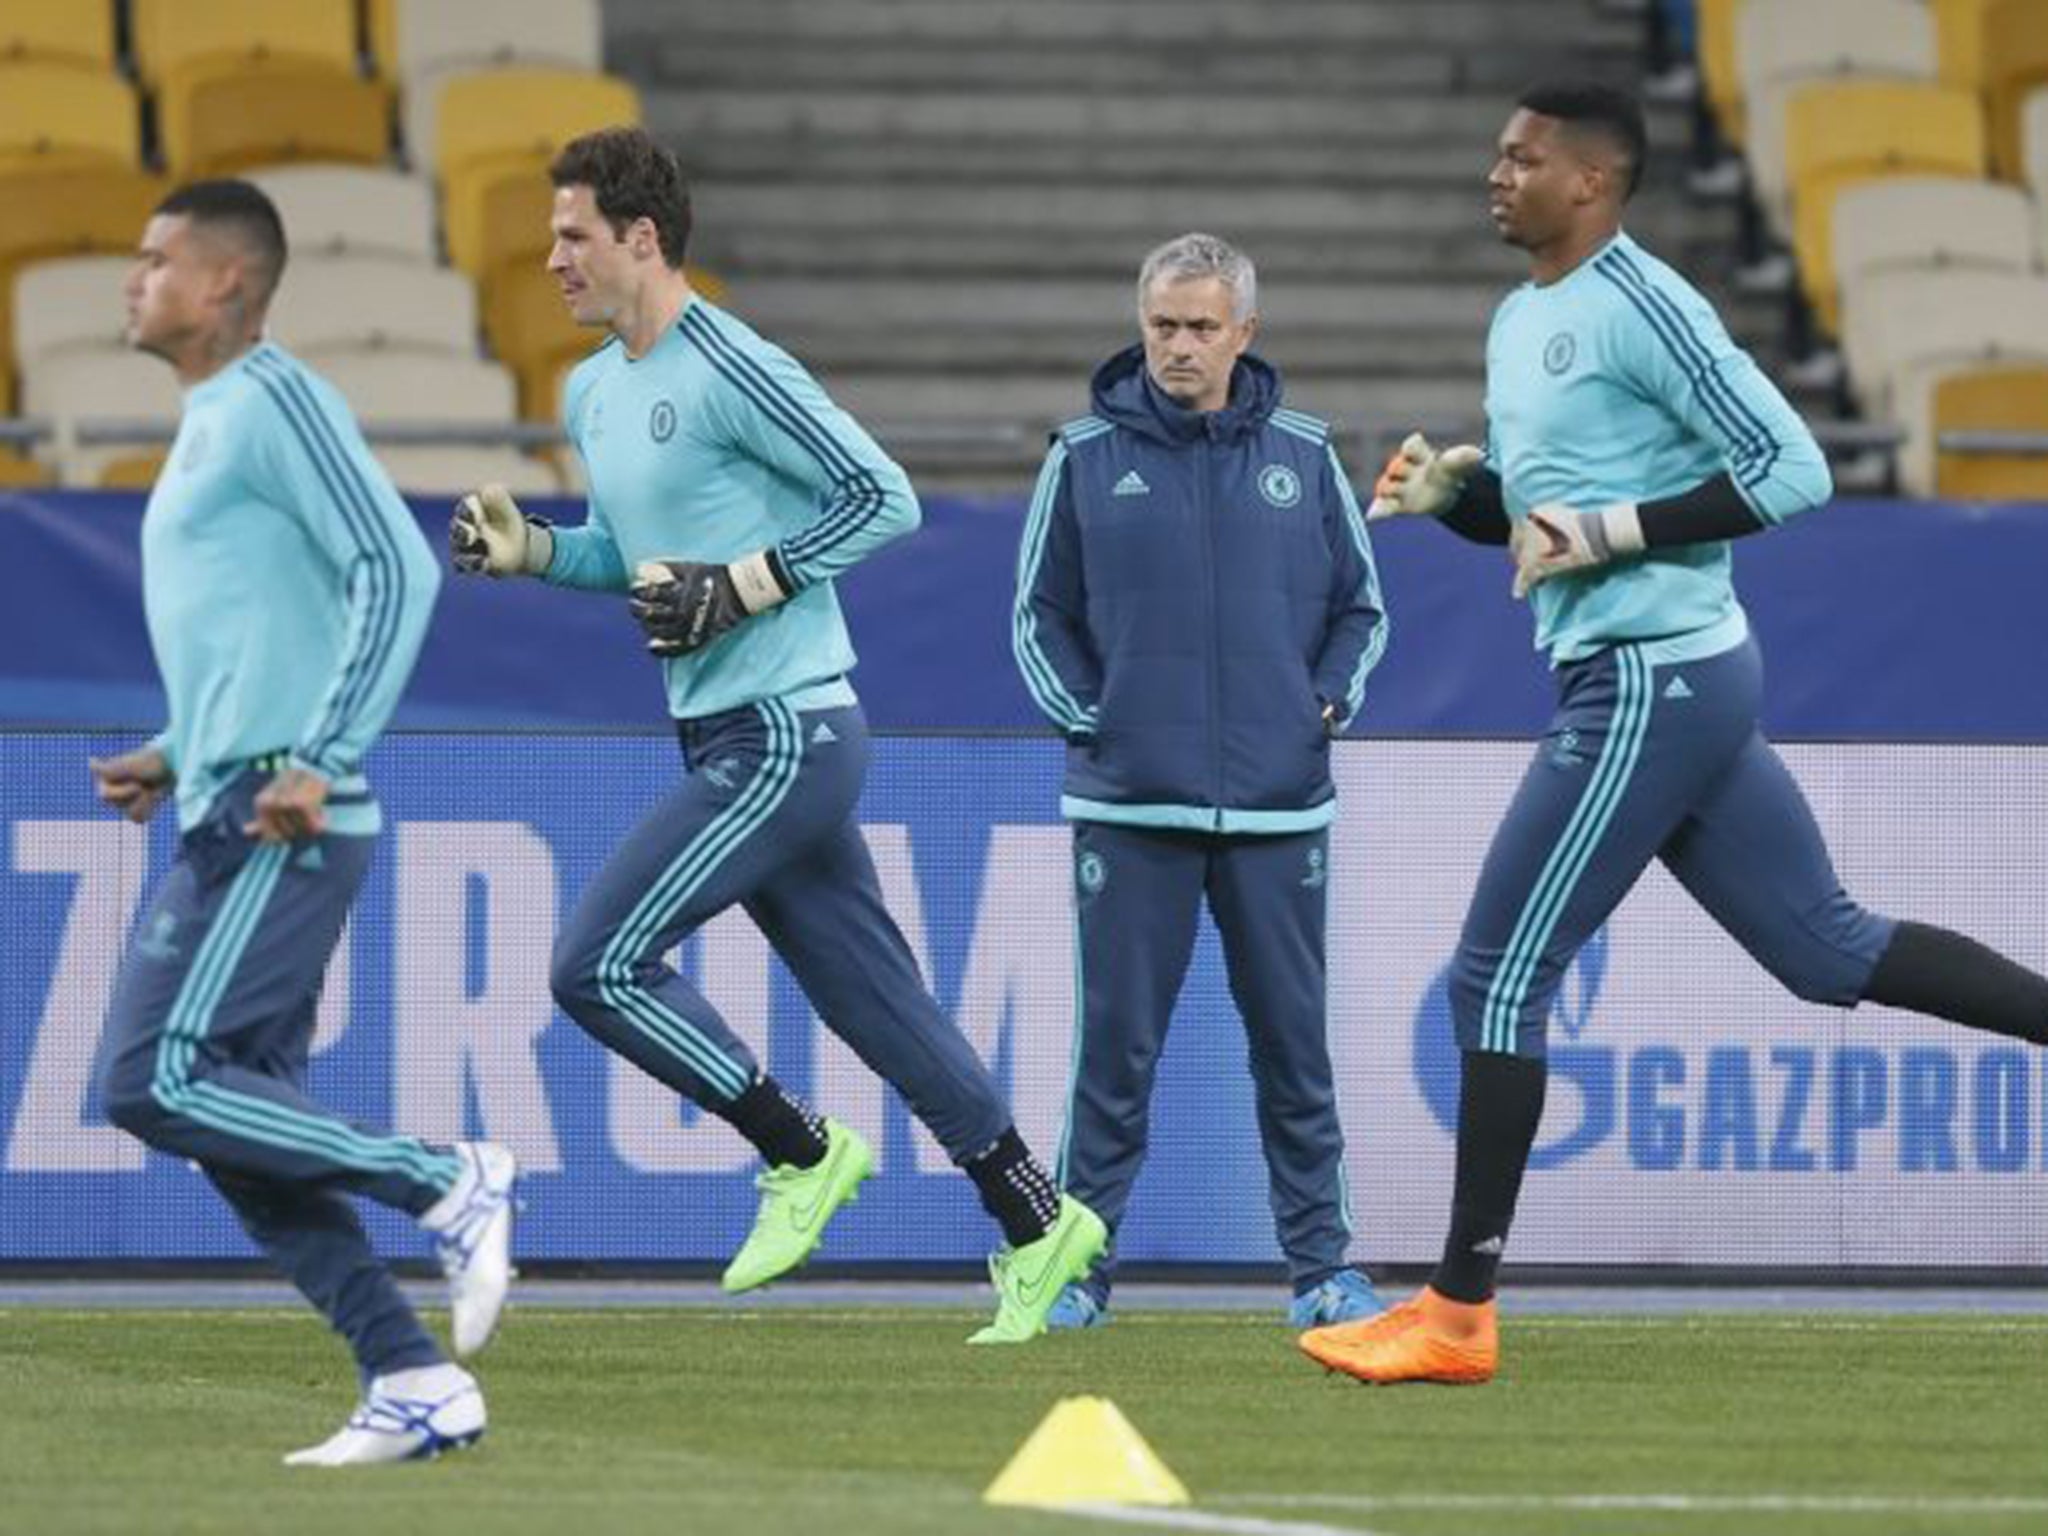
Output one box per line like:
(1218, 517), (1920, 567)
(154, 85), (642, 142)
(245, 767), (329, 843)
(1368, 432), (1485, 520)
(450, 484), (553, 577)
(1510, 502), (1646, 598)
(89, 747), (173, 824)
(629, 552), (791, 657)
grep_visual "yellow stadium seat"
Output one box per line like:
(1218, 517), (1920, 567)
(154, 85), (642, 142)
(1934, 0), (2000, 90)
(0, 164), (165, 273)
(1698, 0), (1750, 145)
(159, 57), (388, 179)
(0, 1), (115, 68)
(368, 0), (399, 78)
(437, 69), (640, 275)
(98, 450), (169, 490)
(1932, 365), (2048, 498)
(0, 446), (52, 485)
(0, 62), (137, 169)
(1788, 81), (1986, 337)
(129, 0), (358, 86)
(1984, 0), (2048, 180)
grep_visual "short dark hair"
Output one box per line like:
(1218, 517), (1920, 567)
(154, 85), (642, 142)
(155, 178), (289, 305)
(1517, 81), (1648, 200)
(550, 126), (692, 267)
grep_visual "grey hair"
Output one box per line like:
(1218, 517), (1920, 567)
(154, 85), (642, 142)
(1136, 232), (1257, 322)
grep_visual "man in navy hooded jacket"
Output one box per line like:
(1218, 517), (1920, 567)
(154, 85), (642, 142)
(1013, 232), (1390, 1329)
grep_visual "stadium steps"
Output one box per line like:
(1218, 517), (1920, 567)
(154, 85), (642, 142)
(602, 0), (1788, 481)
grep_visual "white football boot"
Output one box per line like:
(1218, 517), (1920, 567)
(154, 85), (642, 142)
(283, 1363), (485, 1466)
(420, 1141), (518, 1357)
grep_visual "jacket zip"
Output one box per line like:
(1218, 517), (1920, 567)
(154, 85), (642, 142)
(1200, 428), (1225, 830)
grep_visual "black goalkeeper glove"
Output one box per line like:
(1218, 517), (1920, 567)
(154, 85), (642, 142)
(629, 550), (793, 657)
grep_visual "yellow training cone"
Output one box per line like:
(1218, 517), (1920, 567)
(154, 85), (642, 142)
(983, 1396), (1191, 1508)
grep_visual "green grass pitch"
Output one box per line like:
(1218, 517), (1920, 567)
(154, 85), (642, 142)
(2, 1307), (2044, 1536)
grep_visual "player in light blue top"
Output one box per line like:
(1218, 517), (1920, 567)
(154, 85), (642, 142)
(89, 181), (516, 1465)
(449, 128), (1104, 1342)
(1298, 83), (2048, 1386)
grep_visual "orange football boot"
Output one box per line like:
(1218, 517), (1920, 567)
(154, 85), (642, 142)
(1297, 1285), (1498, 1384)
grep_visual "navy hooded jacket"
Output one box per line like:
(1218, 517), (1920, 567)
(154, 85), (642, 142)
(1013, 345), (1388, 832)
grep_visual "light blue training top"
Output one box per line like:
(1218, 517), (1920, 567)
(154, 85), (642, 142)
(549, 295), (919, 720)
(141, 343), (439, 833)
(1484, 231), (1832, 665)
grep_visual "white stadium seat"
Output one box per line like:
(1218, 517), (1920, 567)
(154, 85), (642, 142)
(12, 255), (129, 371)
(21, 346), (181, 486)
(1739, 0), (1936, 233)
(267, 255), (480, 357)
(250, 166), (440, 266)
(1841, 267), (2048, 418)
(306, 349), (520, 424)
(394, 0), (603, 163)
(1830, 176), (2038, 302)
(373, 445), (560, 496)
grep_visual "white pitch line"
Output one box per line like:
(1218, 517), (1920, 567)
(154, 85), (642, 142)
(1039, 1504), (1393, 1536)
(1216, 1492), (2048, 1516)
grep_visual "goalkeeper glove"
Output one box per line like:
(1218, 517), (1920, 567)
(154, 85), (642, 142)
(1368, 432), (1484, 520)
(629, 550), (793, 657)
(450, 485), (553, 577)
(1510, 502), (1646, 598)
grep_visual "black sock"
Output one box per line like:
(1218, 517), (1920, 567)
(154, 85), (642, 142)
(1864, 921), (2048, 1045)
(712, 1075), (829, 1169)
(1434, 1050), (1547, 1304)
(963, 1127), (1061, 1247)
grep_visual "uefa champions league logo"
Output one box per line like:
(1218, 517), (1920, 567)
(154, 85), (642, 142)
(1414, 928), (1611, 1169)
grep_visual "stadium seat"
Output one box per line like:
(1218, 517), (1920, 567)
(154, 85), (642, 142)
(247, 165), (437, 266)
(1825, 177), (2036, 339)
(129, 0), (358, 87)
(158, 58), (388, 179)
(1785, 86), (1990, 333)
(307, 349), (521, 426)
(1698, 0), (1748, 144)
(0, 447), (52, 486)
(12, 255), (129, 372)
(21, 346), (180, 486)
(0, 1), (116, 69)
(0, 166), (165, 416)
(1983, 0), (2048, 180)
(98, 450), (168, 489)
(373, 445), (561, 496)
(393, 0), (604, 161)
(436, 68), (640, 277)
(481, 260), (593, 419)
(1934, 0), (1999, 89)
(1839, 267), (2048, 418)
(1928, 364), (2048, 498)
(1739, 0), (1936, 235)
(268, 256), (479, 358)
(0, 62), (139, 169)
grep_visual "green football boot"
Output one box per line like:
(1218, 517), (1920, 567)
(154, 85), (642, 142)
(968, 1194), (1109, 1344)
(720, 1118), (873, 1293)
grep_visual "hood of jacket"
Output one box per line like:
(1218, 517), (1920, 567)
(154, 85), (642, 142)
(1088, 344), (1283, 446)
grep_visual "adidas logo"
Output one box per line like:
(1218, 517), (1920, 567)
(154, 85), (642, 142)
(295, 844), (326, 873)
(1663, 676), (1694, 701)
(1469, 1235), (1506, 1256)
(811, 721), (839, 745)
(1112, 470), (1149, 497)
